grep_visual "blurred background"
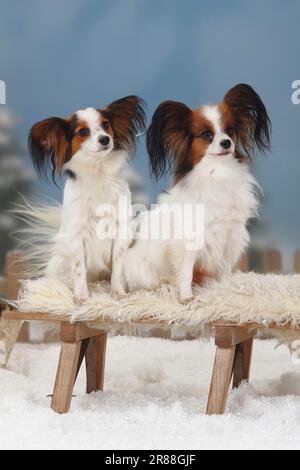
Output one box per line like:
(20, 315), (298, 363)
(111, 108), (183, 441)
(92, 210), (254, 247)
(0, 0), (300, 274)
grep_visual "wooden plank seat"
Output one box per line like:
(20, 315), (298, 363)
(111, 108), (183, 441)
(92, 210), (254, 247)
(2, 307), (300, 415)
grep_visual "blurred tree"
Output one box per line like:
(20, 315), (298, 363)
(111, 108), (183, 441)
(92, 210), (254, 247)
(0, 109), (33, 272)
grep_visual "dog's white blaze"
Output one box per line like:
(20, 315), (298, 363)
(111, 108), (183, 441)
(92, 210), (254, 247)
(77, 108), (102, 133)
(202, 105), (233, 155)
(202, 105), (222, 133)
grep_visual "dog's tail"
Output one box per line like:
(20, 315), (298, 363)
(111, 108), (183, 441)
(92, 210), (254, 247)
(12, 196), (62, 278)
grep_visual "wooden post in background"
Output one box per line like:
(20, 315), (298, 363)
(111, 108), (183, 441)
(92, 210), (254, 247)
(0, 276), (5, 295)
(0, 251), (28, 366)
(261, 249), (282, 273)
(5, 251), (24, 299)
(235, 254), (249, 273)
(294, 251), (300, 273)
(4, 251), (29, 342)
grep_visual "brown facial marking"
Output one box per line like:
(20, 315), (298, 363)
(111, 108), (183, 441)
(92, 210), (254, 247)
(190, 109), (214, 165)
(100, 107), (131, 150)
(71, 118), (90, 155)
(99, 115), (114, 137)
(218, 102), (237, 144)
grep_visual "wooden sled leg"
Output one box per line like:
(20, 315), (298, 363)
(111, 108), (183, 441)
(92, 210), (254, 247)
(85, 332), (107, 393)
(51, 323), (107, 413)
(232, 337), (254, 389)
(206, 345), (235, 415)
(75, 338), (90, 382)
(51, 341), (81, 414)
(206, 325), (257, 415)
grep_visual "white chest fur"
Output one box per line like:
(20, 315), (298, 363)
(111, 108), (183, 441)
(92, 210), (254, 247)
(54, 151), (130, 276)
(123, 155), (259, 291)
(163, 156), (259, 276)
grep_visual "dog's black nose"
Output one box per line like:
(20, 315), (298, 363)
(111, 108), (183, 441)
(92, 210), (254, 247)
(99, 136), (110, 146)
(220, 139), (231, 150)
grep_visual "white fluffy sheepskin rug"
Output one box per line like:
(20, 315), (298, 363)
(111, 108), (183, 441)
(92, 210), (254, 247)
(15, 272), (300, 327)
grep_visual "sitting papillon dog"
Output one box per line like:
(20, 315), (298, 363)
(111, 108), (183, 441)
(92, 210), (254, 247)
(114, 84), (271, 302)
(28, 96), (146, 303)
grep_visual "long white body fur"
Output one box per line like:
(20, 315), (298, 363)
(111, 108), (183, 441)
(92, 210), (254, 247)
(121, 153), (259, 302)
(45, 150), (131, 301)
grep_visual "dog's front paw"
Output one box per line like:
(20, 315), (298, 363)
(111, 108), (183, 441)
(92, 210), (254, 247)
(74, 296), (88, 305)
(110, 278), (127, 298)
(179, 288), (194, 304)
(111, 286), (127, 300)
(179, 295), (194, 304)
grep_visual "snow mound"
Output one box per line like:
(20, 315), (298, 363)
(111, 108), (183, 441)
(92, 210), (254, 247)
(1, 338), (300, 450)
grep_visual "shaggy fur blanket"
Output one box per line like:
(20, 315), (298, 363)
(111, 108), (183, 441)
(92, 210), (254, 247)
(15, 272), (300, 327)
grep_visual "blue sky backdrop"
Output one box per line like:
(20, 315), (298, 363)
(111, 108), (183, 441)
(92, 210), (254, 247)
(1, 0), (299, 268)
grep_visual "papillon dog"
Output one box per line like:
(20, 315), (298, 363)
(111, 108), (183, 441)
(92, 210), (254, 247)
(28, 96), (146, 303)
(114, 84), (271, 302)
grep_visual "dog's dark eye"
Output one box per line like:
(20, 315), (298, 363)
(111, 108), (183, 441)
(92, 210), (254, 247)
(102, 121), (110, 131)
(200, 130), (213, 142)
(78, 128), (90, 137)
(225, 126), (234, 137)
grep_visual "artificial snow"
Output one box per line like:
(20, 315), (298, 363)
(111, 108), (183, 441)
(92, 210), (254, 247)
(1, 336), (300, 450)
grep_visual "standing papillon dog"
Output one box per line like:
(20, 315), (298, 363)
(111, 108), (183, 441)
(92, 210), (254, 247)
(114, 84), (271, 302)
(27, 96), (146, 303)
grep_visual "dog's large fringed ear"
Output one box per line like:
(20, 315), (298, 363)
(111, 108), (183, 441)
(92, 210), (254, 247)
(146, 101), (192, 181)
(103, 95), (146, 153)
(224, 83), (271, 160)
(28, 117), (71, 180)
